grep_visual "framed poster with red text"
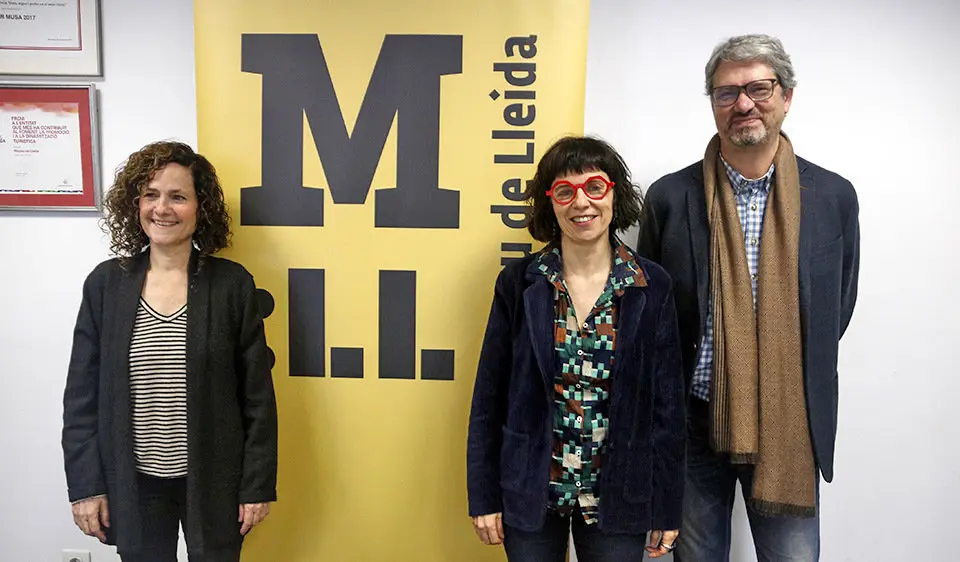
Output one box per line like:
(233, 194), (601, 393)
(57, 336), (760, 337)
(0, 84), (100, 211)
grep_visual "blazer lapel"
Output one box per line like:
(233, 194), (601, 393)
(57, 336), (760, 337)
(112, 255), (148, 353)
(687, 166), (710, 328)
(797, 157), (814, 330)
(110, 252), (148, 476)
(522, 274), (556, 393)
(612, 286), (645, 379)
(185, 252), (210, 442)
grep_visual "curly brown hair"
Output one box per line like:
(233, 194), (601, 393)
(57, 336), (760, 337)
(525, 136), (642, 245)
(101, 141), (231, 265)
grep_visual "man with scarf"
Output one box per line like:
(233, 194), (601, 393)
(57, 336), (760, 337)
(636, 34), (860, 561)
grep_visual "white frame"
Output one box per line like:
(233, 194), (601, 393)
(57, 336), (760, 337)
(0, 0), (102, 77)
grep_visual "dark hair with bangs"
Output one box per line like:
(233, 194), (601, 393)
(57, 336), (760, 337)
(524, 136), (642, 245)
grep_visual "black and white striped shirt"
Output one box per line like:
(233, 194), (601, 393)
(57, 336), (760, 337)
(129, 298), (188, 477)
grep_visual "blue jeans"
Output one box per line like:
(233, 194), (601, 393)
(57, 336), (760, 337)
(675, 399), (820, 562)
(504, 507), (649, 562)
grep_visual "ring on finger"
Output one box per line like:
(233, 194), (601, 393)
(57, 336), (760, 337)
(657, 536), (678, 552)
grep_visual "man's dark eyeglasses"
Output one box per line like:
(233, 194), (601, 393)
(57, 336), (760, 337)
(710, 78), (779, 107)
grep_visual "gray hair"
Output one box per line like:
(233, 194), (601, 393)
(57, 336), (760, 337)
(704, 34), (797, 95)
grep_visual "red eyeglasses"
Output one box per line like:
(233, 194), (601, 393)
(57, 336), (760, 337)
(546, 175), (614, 205)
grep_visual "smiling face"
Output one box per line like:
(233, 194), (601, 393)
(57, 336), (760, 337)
(550, 169), (614, 247)
(138, 163), (198, 251)
(711, 60), (792, 148)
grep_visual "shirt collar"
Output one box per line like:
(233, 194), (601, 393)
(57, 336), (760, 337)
(720, 155), (775, 196)
(534, 236), (646, 295)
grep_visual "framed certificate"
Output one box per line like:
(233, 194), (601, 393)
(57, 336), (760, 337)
(0, 84), (100, 211)
(0, 0), (101, 76)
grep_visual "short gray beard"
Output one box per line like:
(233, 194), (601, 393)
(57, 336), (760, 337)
(729, 124), (769, 146)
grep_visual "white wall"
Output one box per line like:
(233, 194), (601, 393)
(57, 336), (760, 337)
(585, 0), (960, 560)
(3, 1), (958, 561)
(0, 1), (197, 560)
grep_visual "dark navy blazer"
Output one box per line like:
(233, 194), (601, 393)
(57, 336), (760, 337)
(467, 250), (686, 534)
(636, 156), (860, 482)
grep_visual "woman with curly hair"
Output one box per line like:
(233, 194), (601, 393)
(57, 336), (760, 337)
(61, 141), (277, 562)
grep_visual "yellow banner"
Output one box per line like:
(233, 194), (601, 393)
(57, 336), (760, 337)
(195, 1), (589, 559)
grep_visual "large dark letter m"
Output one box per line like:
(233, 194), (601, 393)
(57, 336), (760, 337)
(241, 34), (462, 228)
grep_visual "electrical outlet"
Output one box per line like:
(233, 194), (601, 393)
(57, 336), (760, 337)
(62, 549), (91, 562)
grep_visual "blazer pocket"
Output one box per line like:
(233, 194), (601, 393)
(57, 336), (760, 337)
(499, 425), (529, 491)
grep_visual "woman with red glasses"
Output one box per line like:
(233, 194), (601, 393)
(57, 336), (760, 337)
(467, 136), (685, 561)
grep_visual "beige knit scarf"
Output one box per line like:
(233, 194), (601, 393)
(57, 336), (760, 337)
(704, 132), (816, 517)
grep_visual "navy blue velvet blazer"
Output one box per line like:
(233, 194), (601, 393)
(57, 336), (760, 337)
(467, 249), (686, 534)
(636, 155), (859, 482)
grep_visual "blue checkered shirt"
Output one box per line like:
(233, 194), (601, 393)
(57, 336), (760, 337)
(690, 158), (775, 401)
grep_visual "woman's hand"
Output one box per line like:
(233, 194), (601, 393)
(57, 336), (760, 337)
(472, 512), (504, 545)
(71, 496), (110, 543)
(239, 502), (271, 535)
(646, 529), (679, 557)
